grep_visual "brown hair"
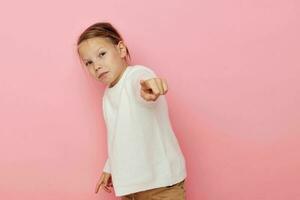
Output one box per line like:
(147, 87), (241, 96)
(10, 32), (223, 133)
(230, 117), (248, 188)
(77, 22), (131, 63)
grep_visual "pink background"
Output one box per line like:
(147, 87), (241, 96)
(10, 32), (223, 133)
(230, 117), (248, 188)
(1, 0), (299, 199)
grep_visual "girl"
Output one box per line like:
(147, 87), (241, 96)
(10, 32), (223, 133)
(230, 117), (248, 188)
(76, 22), (187, 200)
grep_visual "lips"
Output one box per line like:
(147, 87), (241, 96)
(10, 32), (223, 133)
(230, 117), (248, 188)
(98, 72), (109, 79)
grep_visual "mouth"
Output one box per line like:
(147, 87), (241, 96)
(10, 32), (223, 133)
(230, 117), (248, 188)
(98, 72), (109, 79)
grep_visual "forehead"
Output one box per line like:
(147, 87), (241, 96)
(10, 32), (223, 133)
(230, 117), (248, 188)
(78, 37), (113, 56)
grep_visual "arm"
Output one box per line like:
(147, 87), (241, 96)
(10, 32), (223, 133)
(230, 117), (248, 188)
(131, 67), (169, 105)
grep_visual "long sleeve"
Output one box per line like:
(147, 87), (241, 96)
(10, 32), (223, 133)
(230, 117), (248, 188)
(102, 92), (110, 174)
(103, 157), (111, 173)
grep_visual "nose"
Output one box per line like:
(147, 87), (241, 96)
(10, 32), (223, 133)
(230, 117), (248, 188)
(95, 65), (102, 72)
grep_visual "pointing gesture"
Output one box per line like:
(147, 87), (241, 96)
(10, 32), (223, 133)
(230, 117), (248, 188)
(140, 78), (168, 101)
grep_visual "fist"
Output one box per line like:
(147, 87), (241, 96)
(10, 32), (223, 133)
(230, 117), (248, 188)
(140, 78), (168, 101)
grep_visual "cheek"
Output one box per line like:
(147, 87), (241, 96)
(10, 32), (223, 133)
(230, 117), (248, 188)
(108, 51), (122, 64)
(87, 68), (95, 76)
(88, 68), (94, 74)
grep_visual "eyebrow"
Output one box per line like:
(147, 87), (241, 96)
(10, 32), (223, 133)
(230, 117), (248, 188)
(82, 47), (105, 62)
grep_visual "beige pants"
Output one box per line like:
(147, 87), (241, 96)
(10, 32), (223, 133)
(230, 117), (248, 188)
(120, 179), (186, 200)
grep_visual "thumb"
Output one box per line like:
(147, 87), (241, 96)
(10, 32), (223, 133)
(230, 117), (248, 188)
(140, 79), (149, 89)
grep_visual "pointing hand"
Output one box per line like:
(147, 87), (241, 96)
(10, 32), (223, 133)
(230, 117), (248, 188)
(140, 78), (168, 101)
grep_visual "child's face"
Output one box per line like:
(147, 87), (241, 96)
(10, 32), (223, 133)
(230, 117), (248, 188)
(78, 37), (128, 87)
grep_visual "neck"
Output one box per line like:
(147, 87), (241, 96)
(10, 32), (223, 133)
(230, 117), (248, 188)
(109, 61), (128, 88)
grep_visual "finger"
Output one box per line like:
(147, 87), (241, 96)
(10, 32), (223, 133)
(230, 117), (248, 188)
(140, 79), (150, 90)
(103, 185), (112, 193)
(156, 78), (164, 95)
(141, 79), (159, 96)
(103, 176), (109, 183)
(103, 177), (111, 187)
(162, 79), (168, 94)
(147, 79), (160, 96)
(141, 91), (158, 101)
(95, 175), (105, 193)
(141, 88), (156, 101)
(95, 183), (101, 193)
(98, 183), (111, 193)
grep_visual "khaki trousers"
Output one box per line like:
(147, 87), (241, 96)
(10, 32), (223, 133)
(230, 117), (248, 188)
(120, 179), (186, 200)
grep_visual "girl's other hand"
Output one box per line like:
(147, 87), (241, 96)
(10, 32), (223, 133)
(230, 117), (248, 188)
(140, 78), (168, 101)
(95, 172), (113, 194)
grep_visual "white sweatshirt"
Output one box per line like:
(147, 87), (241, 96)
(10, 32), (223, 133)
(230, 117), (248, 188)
(102, 65), (187, 197)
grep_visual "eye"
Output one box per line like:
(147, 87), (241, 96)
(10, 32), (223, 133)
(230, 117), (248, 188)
(85, 61), (92, 66)
(99, 52), (106, 57)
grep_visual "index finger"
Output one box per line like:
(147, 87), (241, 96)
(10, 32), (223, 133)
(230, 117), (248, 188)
(147, 79), (160, 96)
(140, 79), (151, 90)
(95, 183), (101, 193)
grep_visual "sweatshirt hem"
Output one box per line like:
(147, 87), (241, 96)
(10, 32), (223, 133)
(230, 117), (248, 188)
(115, 168), (187, 197)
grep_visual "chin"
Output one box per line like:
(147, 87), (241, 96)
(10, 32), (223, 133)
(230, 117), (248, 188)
(100, 79), (110, 84)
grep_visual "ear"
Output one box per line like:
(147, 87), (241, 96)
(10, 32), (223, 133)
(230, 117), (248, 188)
(117, 41), (127, 59)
